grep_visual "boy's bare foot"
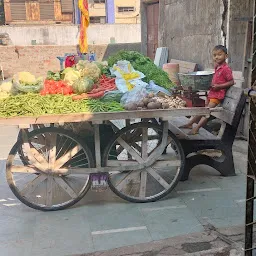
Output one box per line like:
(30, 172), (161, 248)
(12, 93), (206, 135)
(179, 124), (193, 129)
(188, 129), (199, 135)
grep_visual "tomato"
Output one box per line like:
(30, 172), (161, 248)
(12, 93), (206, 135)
(62, 87), (70, 95)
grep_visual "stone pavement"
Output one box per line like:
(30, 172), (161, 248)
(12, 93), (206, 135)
(0, 126), (251, 256)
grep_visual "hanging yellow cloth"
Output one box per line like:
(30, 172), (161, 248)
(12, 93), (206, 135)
(78, 0), (90, 54)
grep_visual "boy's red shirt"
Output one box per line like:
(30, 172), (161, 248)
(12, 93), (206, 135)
(208, 62), (233, 100)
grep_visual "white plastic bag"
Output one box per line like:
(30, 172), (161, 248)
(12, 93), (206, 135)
(120, 85), (148, 106)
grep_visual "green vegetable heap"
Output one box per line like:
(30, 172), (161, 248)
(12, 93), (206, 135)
(0, 94), (124, 117)
(107, 51), (175, 89)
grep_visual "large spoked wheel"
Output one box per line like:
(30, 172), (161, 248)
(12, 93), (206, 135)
(103, 122), (185, 203)
(6, 127), (94, 211)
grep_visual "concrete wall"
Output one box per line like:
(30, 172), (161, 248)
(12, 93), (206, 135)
(141, 0), (252, 71)
(0, 43), (141, 78)
(228, 0), (254, 71)
(158, 0), (224, 70)
(0, 24), (141, 46)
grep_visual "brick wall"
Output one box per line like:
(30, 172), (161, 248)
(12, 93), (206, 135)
(0, 45), (108, 78)
(0, 43), (142, 78)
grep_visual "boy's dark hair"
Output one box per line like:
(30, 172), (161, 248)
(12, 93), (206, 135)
(213, 45), (228, 54)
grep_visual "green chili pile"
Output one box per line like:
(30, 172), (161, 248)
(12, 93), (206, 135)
(0, 94), (124, 117)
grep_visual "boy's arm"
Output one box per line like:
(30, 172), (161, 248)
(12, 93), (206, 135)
(212, 80), (235, 90)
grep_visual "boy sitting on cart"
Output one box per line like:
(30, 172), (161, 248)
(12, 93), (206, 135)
(180, 45), (235, 135)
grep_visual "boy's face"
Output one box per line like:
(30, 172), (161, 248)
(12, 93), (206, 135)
(212, 49), (228, 65)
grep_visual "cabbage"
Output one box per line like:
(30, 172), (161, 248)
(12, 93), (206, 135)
(73, 78), (94, 94)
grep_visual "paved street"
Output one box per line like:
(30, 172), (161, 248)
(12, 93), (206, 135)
(0, 125), (250, 256)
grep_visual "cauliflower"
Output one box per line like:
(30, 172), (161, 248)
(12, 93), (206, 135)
(79, 62), (101, 82)
(64, 69), (80, 86)
(18, 72), (37, 85)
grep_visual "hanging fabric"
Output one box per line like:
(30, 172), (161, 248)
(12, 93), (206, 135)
(78, 0), (89, 54)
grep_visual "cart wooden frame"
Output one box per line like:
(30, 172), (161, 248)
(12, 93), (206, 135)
(1, 107), (222, 211)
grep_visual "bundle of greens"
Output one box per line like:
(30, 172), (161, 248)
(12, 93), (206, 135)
(107, 51), (174, 89)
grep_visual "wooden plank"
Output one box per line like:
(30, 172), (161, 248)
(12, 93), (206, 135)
(53, 176), (78, 199)
(20, 174), (47, 197)
(212, 110), (235, 125)
(0, 108), (215, 126)
(142, 127), (148, 160)
(48, 133), (57, 169)
(139, 171), (147, 198)
(54, 145), (82, 169)
(46, 176), (53, 206)
(117, 137), (144, 164)
(94, 124), (101, 168)
(222, 98), (240, 112)
(170, 59), (198, 73)
(107, 159), (181, 168)
(168, 117), (218, 140)
(225, 86), (243, 100)
(147, 168), (170, 189)
(10, 165), (38, 174)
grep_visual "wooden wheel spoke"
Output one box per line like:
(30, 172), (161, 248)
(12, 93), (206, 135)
(54, 145), (82, 169)
(20, 174), (47, 197)
(22, 143), (48, 171)
(142, 127), (148, 160)
(116, 171), (133, 191)
(117, 137), (144, 164)
(54, 177), (78, 199)
(139, 171), (147, 198)
(147, 168), (170, 189)
(46, 176), (53, 206)
(132, 142), (142, 153)
(10, 165), (38, 174)
(48, 133), (57, 168)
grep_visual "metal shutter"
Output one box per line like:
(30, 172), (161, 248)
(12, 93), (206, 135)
(39, 0), (55, 20)
(61, 0), (73, 13)
(10, 0), (26, 21)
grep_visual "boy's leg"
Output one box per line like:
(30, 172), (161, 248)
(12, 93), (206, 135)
(188, 101), (218, 135)
(179, 115), (202, 129)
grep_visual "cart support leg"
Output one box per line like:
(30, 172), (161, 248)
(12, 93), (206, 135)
(94, 124), (102, 168)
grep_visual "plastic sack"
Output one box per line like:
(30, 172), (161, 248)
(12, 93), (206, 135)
(102, 90), (124, 103)
(120, 85), (148, 106)
(146, 80), (172, 96)
(110, 61), (146, 93)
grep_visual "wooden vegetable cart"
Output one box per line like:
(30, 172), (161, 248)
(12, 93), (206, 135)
(0, 107), (221, 211)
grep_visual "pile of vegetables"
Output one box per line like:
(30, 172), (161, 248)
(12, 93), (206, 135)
(73, 75), (117, 100)
(107, 51), (174, 89)
(0, 51), (187, 119)
(0, 94), (124, 117)
(40, 80), (73, 95)
(13, 72), (43, 93)
(124, 92), (186, 111)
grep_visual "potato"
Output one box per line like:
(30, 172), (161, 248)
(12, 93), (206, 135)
(137, 101), (145, 108)
(124, 103), (137, 111)
(147, 102), (158, 109)
(155, 102), (162, 109)
(162, 103), (169, 109)
(143, 98), (149, 106)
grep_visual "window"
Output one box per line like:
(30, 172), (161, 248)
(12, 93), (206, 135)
(118, 6), (135, 13)
(92, 0), (105, 3)
(90, 16), (106, 24)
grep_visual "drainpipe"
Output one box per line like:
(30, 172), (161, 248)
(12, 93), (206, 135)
(106, 0), (115, 24)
